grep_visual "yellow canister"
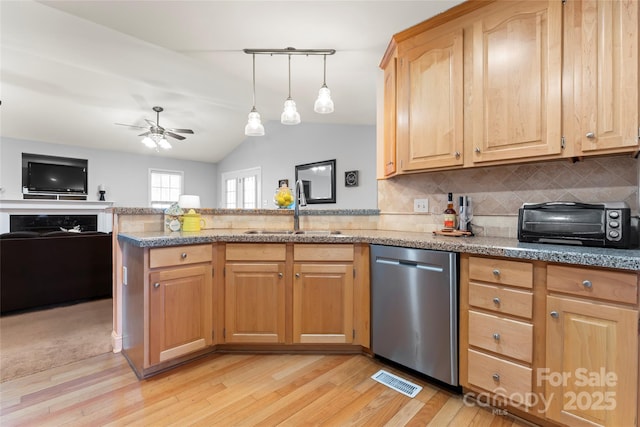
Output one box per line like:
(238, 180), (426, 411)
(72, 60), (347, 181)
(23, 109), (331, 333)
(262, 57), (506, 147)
(181, 209), (205, 232)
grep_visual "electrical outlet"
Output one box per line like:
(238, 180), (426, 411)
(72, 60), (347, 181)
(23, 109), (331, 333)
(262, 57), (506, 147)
(414, 198), (429, 212)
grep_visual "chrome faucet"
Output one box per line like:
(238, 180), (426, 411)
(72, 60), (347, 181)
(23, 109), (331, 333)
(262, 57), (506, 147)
(293, 179), (307, 231)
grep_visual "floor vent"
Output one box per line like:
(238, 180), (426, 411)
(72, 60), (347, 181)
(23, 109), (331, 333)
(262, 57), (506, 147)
(371, 369), (422, 398)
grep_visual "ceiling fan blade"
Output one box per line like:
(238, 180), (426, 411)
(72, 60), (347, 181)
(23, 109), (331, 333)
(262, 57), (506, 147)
(165, 128), (194, 134)
(144, 118), (157, 127)
(115, 123), (148, 130)
(165, 131), (186, 141)
(138, 131), (151, 137)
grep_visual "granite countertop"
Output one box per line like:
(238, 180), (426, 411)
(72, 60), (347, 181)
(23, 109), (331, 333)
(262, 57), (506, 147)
(117, 228), (640, 271)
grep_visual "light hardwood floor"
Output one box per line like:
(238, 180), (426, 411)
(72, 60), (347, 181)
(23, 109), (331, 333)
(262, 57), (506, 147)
(0, 351), (532, 426)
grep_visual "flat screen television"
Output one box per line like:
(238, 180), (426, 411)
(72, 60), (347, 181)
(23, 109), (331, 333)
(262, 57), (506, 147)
(27, 162), (87, 194)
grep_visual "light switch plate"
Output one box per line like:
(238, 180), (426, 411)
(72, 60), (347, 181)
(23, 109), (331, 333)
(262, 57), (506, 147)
(414, 199), (429, 212)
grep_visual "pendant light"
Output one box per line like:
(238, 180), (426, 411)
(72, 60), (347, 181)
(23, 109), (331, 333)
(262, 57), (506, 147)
(245, 53), (265, 136)
(281, 54), (300, 125)
(314, 55), (334, 114)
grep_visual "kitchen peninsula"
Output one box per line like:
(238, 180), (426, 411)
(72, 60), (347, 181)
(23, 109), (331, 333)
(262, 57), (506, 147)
(113, 207), (639, 426)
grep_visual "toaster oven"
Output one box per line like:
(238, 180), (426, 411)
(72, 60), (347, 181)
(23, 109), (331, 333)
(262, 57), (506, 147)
(517, 201), (637, 248)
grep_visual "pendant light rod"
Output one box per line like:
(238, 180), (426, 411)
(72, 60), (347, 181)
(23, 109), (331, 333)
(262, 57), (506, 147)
(287, 54), (292, 99)
(322, 54), (327, 86)
(244, 47), (335, 56)
(251, 53), (257, 108)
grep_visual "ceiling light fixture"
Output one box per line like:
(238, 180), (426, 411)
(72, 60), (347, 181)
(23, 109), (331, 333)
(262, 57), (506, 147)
(242, 47), (336, 134)
(141, 133), (171, 150)
(314, 55), (334, 114)
(245, 53), (265, 136)
(281, 54), (300, 125)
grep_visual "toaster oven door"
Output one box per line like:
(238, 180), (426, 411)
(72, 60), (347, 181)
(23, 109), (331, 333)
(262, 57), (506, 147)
(518, 203), (605, 244)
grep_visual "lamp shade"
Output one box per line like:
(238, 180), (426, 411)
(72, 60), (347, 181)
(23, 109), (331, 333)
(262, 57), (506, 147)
(314, 85), (334, 114)
(178, 195), (201, 209)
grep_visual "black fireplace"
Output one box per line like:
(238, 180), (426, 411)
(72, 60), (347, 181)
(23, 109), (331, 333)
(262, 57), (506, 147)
(10, 214), (98, 233)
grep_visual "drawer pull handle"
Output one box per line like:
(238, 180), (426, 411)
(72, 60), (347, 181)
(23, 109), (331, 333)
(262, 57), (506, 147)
(550, 311), (559, 318)
(181, 252), (188, 259)
(492, 269), (500, 276)
(492, 297), (500, 305)
(492, 373), (500, 382)
(582, 280), (592, 288)
(295, 273), (300, 278)
(493, 333), (500, 341)
(153, 282), (160, 289)
(278, 272), (283, 278)
(586, 132), (596, 139)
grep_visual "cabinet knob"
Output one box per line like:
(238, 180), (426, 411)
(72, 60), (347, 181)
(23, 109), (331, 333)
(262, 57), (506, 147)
(492, 373), (500, 382)
(492, 297), (500, 305)
(493, 333), (500, 341)
(153, 282), (160, 289)
(181, 252), (187, 259)
(454, 151), (461, 158)
(492, 269), (500, 277)
(550, 311), (559, 318)
(278, 272), (283, 278)
(295, 273), (300, 278)
(586, 132), (596, 139)
(582, 280), (592, 288)
(474, 147), (481, 153)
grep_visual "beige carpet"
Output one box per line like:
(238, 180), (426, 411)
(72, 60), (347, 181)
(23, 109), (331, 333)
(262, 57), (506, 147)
(0, 298), (113, 382)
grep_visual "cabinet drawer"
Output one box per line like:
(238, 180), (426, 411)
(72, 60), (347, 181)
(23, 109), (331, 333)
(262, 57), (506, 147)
(547, 264), (638, 304)
(149, 244), (212, 268)
(469, 282), (533, 319)
(469, 257), (533, 289)
(467, 349), (533, 407)
(294, 244), (354, 261)
(468, 311), (533, 363)
(225, 243), (286, 261)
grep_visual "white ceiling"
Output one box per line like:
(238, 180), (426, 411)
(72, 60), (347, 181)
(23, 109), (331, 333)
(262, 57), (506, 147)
(1, 0), (463, 163)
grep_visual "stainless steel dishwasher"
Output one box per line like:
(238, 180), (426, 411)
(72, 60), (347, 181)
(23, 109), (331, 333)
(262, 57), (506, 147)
(371, 244), (458, 386)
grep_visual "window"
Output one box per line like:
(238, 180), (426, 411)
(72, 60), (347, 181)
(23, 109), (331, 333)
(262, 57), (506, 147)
(221, 167), (261, 209)
(149, 169), (184, 208)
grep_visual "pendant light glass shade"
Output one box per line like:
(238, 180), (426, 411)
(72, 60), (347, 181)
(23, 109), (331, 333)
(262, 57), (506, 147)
(142, 133), (171, 149)
(281, 54), (300, 125)
(314, 55), (334, 114)
(245, 53), (265, 136)
(281, 98), (300, 125)
(245, 107), (265, 136)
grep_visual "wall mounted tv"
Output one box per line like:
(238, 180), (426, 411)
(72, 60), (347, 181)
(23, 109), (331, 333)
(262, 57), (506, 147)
(27, 162), (88, 194)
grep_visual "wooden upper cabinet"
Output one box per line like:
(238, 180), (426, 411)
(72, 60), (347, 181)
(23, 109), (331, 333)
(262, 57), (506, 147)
(397, 29), (464, 171)
(573, 0), (639, 155)
(382, 50), (398, 177)
(471, 0), (563, 163)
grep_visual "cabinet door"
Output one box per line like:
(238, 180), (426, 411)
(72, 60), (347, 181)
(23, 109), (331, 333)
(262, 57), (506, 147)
(546, 295), (638, 427)
(148, 264), (212, 366)
(397, 29), (464, 171)
(576, 0), (639, 154)
(293, 263), (353, 344)
(224, 262), (285, 343)
(382, 52), (398, 177)
(471, 1), (563, 163)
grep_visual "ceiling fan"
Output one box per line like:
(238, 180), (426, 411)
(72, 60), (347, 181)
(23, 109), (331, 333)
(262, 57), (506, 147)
(116, 106), (194, 149)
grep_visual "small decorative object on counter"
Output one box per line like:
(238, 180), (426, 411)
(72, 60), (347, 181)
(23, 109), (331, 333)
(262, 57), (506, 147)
(274, 185), (294, 209)
(182, 209), (205, 232)
(443, 192), (457, 230)
(164, 202), (184, 232)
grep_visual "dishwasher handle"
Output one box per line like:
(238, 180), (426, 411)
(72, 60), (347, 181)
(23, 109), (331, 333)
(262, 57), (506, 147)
(375, 257), (444, 273)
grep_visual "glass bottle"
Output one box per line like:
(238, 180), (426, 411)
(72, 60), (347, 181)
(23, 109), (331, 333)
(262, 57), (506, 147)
(443, 193), (457, 229)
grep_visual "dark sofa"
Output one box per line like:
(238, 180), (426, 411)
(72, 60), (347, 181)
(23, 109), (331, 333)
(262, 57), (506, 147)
(0, 231), (112, 314)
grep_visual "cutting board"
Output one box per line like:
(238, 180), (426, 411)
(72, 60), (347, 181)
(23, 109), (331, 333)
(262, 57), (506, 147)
(433, 229), (473, 237)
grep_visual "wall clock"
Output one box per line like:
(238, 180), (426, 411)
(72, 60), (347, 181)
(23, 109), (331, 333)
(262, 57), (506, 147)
(345, 170), (359, 187)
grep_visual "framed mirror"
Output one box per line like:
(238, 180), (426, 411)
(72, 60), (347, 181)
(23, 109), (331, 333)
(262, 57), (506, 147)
(295, 159), (336, 204)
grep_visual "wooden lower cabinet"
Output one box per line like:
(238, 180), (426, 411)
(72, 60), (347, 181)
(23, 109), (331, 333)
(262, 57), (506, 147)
(293, 262), (353, 344)
(224, 262), (285, 343)
(149, 264), (213, 365)
(461, 254), (639, 426)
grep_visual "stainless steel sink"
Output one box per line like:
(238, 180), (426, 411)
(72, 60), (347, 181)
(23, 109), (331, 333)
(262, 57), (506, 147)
(244, 230), (294, 234)
(293, 230), (342, 235)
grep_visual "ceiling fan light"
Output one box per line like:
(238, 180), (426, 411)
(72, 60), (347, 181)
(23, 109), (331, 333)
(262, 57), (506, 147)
(314, 85), (334, 114)
(281, 98), (300, 125)
(141, 136), (156, 148)
(158, 137), (172, 150)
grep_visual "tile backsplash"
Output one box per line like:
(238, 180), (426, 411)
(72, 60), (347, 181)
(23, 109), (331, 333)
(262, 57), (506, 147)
(378, 155), (639, 237)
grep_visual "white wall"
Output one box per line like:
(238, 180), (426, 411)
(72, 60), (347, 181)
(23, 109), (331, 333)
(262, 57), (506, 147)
(217, 122), (377, 209)
(0, 137), (218, 207)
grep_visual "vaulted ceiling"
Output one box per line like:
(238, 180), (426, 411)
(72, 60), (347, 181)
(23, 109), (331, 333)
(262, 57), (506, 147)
(1, 1), (463, 163)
